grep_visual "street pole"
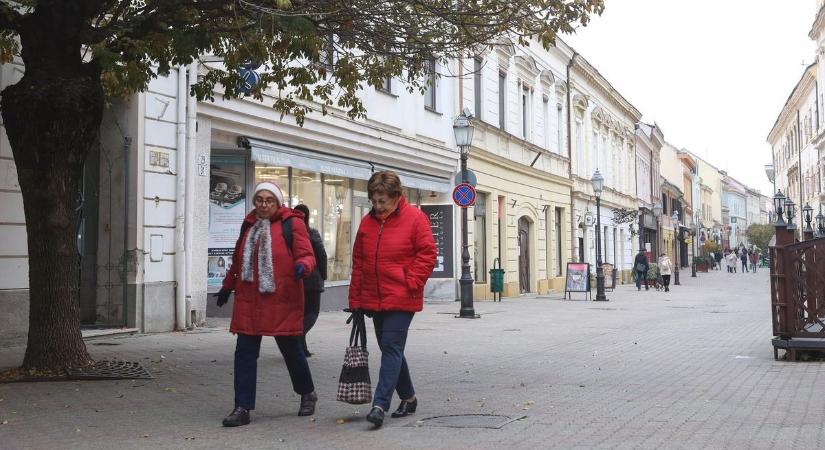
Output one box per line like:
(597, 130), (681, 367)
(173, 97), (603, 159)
(595, 195), (607, 301)
(458, 149), (477, 318)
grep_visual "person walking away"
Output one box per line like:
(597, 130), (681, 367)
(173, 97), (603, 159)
(633, 249), (649, 291)
(740, 247), (749, 273)
(294, 204), (328, 357)
(349, 171), (437, 428)
(750, 249), (759, 273)
(658, 253), (673, 292)
(714, 251), (723, 271)
(215, 182), (318, 427)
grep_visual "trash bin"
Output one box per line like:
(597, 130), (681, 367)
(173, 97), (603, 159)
(489, 257), (504, 302)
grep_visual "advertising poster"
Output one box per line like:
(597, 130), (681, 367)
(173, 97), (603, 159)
(208, 156), (247, 292)
(420, 204), (454, 278)
(565, 262), (591, 300)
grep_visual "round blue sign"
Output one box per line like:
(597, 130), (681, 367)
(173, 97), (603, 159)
(452, 183), (476, 208)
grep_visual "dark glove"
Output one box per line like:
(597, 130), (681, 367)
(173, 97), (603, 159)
(216, 288), (231, 307)
(294, 263), (305, 280)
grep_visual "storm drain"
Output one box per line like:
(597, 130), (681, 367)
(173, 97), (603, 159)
(410, 414), (524, 429)
(65, 360), (153, 380)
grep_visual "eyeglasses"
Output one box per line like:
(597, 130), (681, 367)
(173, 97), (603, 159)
(253, 197), (278, 206)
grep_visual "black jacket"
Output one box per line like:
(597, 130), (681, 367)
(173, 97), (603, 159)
(304, 228), (328, 292)
(633, 252), (649, 272)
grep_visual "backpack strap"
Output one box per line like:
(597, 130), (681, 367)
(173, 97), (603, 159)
(281, 216), (293, 253)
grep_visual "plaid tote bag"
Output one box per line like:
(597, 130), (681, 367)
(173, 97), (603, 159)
(336, 311), (372, 404)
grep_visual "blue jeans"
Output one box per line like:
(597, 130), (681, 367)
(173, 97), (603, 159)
(234, 334), (314, 410)
(635, 270), (647, 289)
(371, 311), (415, 411)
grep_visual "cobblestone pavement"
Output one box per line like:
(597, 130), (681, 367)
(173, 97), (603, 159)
(2, 268), (824, 450)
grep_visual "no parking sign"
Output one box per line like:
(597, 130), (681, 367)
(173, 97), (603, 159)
(452, 183), (476, 208)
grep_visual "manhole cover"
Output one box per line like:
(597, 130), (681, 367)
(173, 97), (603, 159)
(66, 360), (153, 380)
(411, 414), (524, 429)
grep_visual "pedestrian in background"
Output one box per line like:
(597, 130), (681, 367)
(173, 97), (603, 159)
(634, 249), (649, 291)
(215, 182), (318, 427)
(727, 250), (738, 273)
(349, 171), (437, 428)
(294, 204), (328, 357)
(658, 253), (673, 292)
(714, 251), (723, 271)
(740, 246), (749, 273)
(750, 248), (759, 273)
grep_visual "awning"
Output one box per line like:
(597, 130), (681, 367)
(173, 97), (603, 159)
(244, 138), (374, 181)
(242, 137), (452, 193)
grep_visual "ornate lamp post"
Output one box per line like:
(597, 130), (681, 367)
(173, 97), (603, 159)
(816, 206), (825, 237)
(773, 190), (786, 226)
(784, 198), (796, 231)
(453, 110), (477, 319)
(652, 201), (663, 257)
(672, 210), (680, 286)
(691, 213), (698, 278)
(592, 170), (607, 301)
(803, 203), (814, 240)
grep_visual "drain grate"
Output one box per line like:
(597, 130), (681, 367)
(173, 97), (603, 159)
(65, 360), (153, 380)
(410, 414), (524, 429)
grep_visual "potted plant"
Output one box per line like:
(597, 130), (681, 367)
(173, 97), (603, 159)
(693, 256), (708, 272)
(645, 262), (659, 287)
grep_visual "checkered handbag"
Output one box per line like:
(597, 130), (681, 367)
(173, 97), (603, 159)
(336, 311), (372, 404)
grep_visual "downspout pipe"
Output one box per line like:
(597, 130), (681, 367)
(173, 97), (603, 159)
(184, 62), (198, 329)
(798, 109), (803, 206)
(567, 51), (577, 262)
(175, 66), (187, 331)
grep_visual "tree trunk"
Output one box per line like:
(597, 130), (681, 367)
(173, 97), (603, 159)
(0, 5), (104, 370)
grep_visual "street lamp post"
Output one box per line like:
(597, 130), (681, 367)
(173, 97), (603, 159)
(691, 213), (698, 278)
(672, 210), (680, 286)
(453, 110), (477, 319)
(652, 201), (663, 258)
(803, 203), (814, 240)
(592, 170), (607, 301)
(816, 205), (825, 237)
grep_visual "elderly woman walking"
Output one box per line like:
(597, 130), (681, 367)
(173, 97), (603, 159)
(349, 171), (437, 428)
(658, 253), (673, 292)
(215, 182), (317, 427)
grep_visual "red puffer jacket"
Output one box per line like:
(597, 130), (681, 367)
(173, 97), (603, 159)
(223, 207), (316, 336)
(348, 196), (436, 312)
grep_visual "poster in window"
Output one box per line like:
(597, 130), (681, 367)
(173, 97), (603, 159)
(208, 155), (247, 292)
(420, 204), (454, 278)
(564, 262), (591, 300)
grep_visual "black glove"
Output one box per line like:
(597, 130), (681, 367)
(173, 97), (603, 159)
(216, 288), (231, 307)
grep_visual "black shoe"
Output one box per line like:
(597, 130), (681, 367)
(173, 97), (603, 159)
(298, 392), (317, 416)
(222, 406), (250, 427)
(366, 406), (384, 428)
(391, 398), (417, 418)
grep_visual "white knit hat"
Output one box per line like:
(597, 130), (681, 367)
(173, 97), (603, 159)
(253, 182), (284, 206)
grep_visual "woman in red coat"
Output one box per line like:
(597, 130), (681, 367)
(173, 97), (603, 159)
(349, 171), (437, 428)
(215, 182), (317, 427)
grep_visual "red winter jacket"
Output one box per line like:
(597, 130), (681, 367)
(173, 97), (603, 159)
(223, 207), (316, 336)
(348, 196), (437, 313)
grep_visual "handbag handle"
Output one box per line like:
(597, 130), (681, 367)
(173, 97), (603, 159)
(346, 311), (368, 348)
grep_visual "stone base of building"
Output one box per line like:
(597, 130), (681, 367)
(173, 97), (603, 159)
(0, 289), (29, 347)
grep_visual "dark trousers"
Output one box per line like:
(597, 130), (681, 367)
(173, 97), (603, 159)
(372, 311), (415, 411)
(662, 275), (671, 291)
(635, 270), (648, 290)
(741, 260), (748, 272)
(234, 333), (314, 410)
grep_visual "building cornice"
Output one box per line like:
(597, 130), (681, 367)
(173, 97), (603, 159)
(810, 5), (825, 40)
(570, 56), (642, 122)
(767, 63), (817, 143)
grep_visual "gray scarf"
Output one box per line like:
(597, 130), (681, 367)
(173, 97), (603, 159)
(241, 218), (275, 294)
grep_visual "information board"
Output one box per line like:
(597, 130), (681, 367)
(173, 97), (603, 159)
(421, 204), (454, 278)
(564, 262), (591, 300)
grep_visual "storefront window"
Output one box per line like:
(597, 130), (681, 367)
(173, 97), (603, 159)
(473, 192), (487, 282)
(291, 169), (322, 228)
(324, 176), (353, 281)
(255, 165), (289, 200)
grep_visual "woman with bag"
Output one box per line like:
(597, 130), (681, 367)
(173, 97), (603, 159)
(214, 182), (318, 427)
(294, 204), (328, 357)
(658, 253), (673, 292)
(633, 249), (649, 291)
(349, 171), (437, 428)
